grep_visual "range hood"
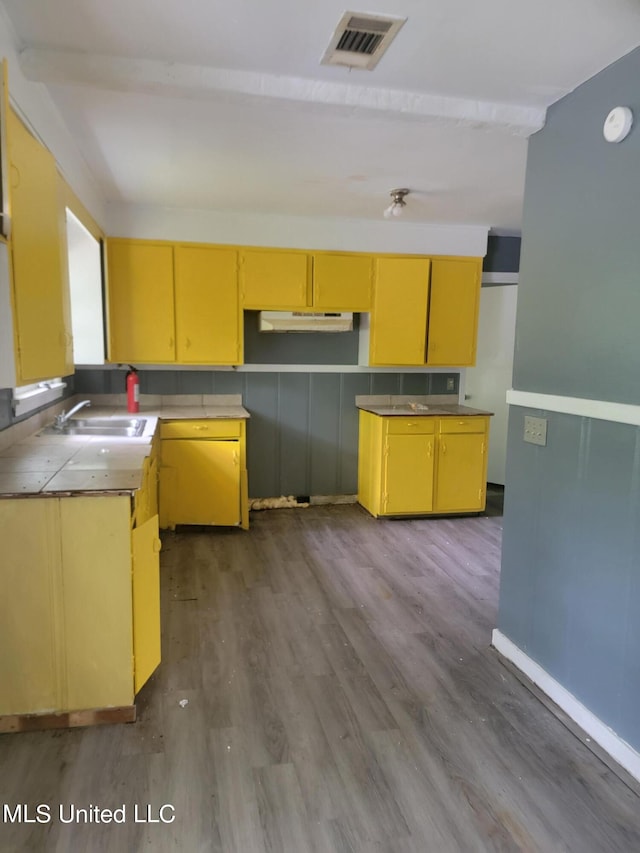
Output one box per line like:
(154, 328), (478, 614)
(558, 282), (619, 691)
(259, 311), (353, 333)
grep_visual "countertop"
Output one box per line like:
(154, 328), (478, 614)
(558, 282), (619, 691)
(0, 396), (250, 498)
(356, 395), (493, 418)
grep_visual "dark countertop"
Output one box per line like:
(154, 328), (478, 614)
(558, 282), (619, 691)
(357, 402), (493, 417)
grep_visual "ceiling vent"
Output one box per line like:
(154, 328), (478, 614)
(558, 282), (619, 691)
(321, 12), (407, 71)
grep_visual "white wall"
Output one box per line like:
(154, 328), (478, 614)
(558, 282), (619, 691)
(465, 283), (518, 484)
(106, 202), (489, 256)
(66, 211), (104, 364)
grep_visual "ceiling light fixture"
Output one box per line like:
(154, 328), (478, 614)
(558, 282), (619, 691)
(383, 188), (409, 219)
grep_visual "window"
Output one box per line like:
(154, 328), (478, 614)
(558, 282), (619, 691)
(12, 379), (66, 418)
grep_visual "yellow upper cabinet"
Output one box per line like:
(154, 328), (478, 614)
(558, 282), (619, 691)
(240, 248), (372, 311)
(370, 257), (431, 366)
(240, 249), (311, 309)
(174, 245), (241, 364)
(312, 252), (372, 311)
(426, 258), (481, 366)
(107, 240), (175, 363)
(8, 108), (69, 383)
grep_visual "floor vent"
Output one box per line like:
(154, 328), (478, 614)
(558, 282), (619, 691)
(321, 12), (406, 71)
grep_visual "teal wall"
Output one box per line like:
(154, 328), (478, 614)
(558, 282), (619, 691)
(498, 47), (640, 750)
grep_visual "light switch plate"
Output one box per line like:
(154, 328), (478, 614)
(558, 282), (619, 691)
(524, 415), (547, 446)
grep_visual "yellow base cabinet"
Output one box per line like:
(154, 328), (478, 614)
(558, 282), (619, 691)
(159, 419), (249, 530)
(0, 492), (161, 718)
(358, 411), (489, 517)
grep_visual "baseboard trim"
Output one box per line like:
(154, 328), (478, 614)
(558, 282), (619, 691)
(492, 629), (640, 784)
(0, 705), (136, 734)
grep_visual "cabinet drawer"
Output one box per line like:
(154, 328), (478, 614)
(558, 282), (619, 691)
(160, 419), (242, 439)
(439, 417), (486, 434)
(386, 417), (435, 435)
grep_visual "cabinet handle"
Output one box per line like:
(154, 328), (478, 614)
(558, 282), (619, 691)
(441, 442), (447, 454)
(233, 450), (239, 466)
(458, 420), (466, 425)
(153, 538), (162, 553)
(185, 338), (191, 350)
(194, 425), (208, 431)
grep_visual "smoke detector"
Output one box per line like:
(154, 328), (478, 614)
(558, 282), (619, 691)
(321, 12), (407, 71)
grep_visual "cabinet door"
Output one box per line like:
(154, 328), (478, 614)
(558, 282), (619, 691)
(313, 253), (372, 310)
(435, 433), (486, 512)
(161, 439), (241, 526)
(175, 246), (241, 364)
(370, 257), (430, 366)
(427, 258), (481, 366)
(383, 433), (435, 514)
(240, 250), (311, 309)
(107, 240), (175, 363)
(132, 513), (162, 694)
(0, 499), (59, 715)
(59, 496), (134, 710)
(8, 109), (68, 382)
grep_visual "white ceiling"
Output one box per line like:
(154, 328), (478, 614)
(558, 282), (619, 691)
(3, 0), (640, 231)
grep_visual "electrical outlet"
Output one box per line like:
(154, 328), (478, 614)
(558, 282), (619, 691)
(524, 415), (547, 446)
(446, 377), (455, 391)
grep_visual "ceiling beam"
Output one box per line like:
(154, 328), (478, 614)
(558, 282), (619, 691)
(20, 48), (546, 137)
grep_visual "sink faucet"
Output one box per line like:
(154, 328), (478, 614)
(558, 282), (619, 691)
(54, 399), (91, 429)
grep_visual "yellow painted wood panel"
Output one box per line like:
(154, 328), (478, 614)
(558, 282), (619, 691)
(370, 257), (430, 366)
(59, 497), (134, 710)
(357, 411), (385, 516)
(0, 499), (60, 715)
(174, 245), (241, 364)
(313, 253), (372, 310)
(427, 258), (481, 366)
(240, 249), (311, 309)
(161, 439), (241, 526)
(8, 109), (67, 382)
(107, 240), (175, 363)
(435, 432), (487, 512)
(160, 418), (242, 439)
(383, 433), (435, 514)
(132, 514), (161, 693)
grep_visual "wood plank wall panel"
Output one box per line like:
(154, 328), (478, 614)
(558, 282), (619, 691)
(74, 369), (454, 498)
(244, 374), (281, 499)
(307, 375), (343, 498)
(277, 374), (311, 496)
(336, 374), (371, 494)
(499, 407), (640, 751)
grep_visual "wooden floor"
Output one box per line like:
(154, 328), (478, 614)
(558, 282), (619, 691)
(2, 501), (640, 852)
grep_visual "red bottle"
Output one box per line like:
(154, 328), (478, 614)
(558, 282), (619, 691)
(126, 365), (140, 413)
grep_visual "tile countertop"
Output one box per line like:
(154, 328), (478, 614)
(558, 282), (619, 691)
(0, 395), (250, 498)
(355, 395), (494, 418)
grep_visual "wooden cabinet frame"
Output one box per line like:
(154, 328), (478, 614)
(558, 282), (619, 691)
(358, 411), (490, 517)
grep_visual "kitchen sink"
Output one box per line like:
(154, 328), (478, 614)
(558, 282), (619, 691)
(42, 417), (148, 437)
